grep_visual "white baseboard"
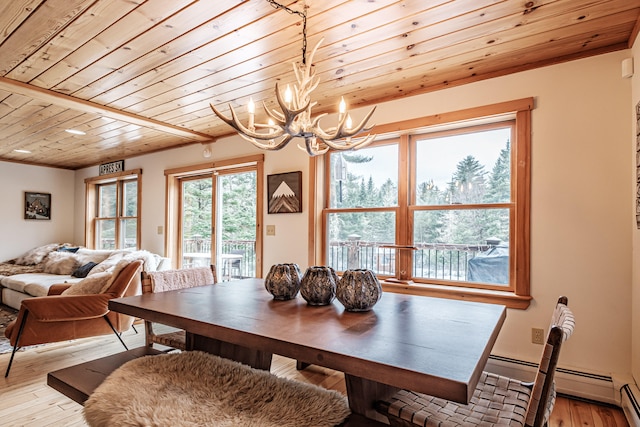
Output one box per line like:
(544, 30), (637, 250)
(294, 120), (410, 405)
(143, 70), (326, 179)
(486, 356), (640, 426)
(620, 383), (640, 427)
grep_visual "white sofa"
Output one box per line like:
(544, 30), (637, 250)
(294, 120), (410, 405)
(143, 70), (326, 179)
(0, 244), (170, 309)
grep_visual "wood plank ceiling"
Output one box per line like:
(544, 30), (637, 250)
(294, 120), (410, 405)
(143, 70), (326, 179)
(0, 0), (638, 170)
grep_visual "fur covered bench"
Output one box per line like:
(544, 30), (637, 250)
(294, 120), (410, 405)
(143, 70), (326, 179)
(83, 351), (351, 427)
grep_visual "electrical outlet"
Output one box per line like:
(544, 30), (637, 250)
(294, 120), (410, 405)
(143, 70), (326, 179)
(531, 328), (545, 345)
(266, 225), (276, 236)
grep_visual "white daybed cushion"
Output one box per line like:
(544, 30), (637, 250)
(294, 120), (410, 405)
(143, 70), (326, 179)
(1, 288), (31, 310)
(0, 273), (82, 297)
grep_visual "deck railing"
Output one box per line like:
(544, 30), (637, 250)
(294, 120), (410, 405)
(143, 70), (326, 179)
(328, 238), (495, 282)
(97, 237), (256, 280)
(182, 238), (256, 280)
(104, 237), (500, 283)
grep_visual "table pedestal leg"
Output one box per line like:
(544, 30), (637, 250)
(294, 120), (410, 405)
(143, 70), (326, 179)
(345, 374), (400, 423)
(188, 333), (273, 370)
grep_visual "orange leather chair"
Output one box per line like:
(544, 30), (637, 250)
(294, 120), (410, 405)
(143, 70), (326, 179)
(4, 260), (143, 377)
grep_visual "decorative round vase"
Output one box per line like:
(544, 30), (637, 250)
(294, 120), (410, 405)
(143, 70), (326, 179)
(336, 269), (382, 312)
(264, 263), (302, 300)
(300, 266), (339, 306)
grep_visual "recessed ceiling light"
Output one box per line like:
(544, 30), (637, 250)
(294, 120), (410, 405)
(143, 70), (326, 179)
(13, 149), (31, 154)
(65, 129), (86, 135)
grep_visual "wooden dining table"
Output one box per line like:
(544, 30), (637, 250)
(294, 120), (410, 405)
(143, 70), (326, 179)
(109, 278), (506, 422)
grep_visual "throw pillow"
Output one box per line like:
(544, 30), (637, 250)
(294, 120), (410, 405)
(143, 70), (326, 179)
(41, 252), (81, 275)
(14, 243), (60, 265)
(75, 248), (116, 265)
(72, 261), (98, 278)
(61, 272), (112, 295)
(121, 250), (157, 271)
(88, 252), (127, 276)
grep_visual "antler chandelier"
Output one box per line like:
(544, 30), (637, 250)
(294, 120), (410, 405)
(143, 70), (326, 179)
(210, 0), (376, 156)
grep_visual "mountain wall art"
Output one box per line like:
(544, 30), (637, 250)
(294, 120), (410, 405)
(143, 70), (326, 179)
(267, 171), (302, 214)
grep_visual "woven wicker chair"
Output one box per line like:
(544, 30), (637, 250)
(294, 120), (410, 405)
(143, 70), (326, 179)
(141, 265), (217, 351)
(376, 296), (575, 427)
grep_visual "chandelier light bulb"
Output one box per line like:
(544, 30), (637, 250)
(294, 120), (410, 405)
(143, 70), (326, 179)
(284, 85), (292, 105)
(247, 97), (255, 129)
(339, 97), (346, 115)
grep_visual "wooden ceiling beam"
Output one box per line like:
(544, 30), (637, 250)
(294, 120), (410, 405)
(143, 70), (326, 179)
(0, 77), (214, 142)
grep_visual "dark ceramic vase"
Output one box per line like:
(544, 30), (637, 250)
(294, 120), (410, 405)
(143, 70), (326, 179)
(336, 269), (382, 312)
(264, 263), (302, 300)
(300, 266), (339, 306)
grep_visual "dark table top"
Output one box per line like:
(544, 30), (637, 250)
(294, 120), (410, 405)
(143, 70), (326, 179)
(110, 278), (506, 403)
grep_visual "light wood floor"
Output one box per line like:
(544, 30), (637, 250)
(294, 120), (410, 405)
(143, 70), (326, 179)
(0, 328), (630, 427)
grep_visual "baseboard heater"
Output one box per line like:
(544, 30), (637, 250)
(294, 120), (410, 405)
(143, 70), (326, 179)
(621, 383), (640, 427)
(486, 355), (640, 426)
(487, 355), (615, 402)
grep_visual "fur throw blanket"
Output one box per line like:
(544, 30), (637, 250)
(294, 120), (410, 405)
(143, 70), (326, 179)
(147, 267), (214, 292)
(84, 351), (351, 427)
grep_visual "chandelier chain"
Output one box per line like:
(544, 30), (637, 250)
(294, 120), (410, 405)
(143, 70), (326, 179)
(267, 0), (307, 65)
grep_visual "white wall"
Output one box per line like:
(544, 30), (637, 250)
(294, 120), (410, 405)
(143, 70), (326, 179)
(0, 162), (75, 261)
(0, 49), (625, 382)
(71, 135), (312, 267)
(345, 50), (633, 377)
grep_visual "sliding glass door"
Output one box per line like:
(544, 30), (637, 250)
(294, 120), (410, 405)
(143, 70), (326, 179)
(176, 163), (259, 281)
(216, 169), (257, 281)
(180, 176), (213, 268)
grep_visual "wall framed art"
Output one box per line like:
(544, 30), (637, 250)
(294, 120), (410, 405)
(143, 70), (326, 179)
(267, 171), (302, 214)
(25, 191), (51, 220)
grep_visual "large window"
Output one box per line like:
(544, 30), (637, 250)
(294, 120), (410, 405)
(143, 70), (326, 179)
(321, 99), (532, 308)
(85, 170), (141, 250)
(412, 124), (512, 286)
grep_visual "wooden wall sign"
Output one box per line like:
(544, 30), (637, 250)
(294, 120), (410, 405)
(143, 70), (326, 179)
(99, 160), (125, 176)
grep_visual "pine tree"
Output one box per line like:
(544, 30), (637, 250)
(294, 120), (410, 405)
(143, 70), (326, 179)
(484, 140), (511, 242)
(485, 140), (511, 203)
(221, 172), (257, 241)
(446, 156), (488, 244)
(415, 181), (445, 243)
(447, 155), (487, 205)
(182, 179), (212, 240)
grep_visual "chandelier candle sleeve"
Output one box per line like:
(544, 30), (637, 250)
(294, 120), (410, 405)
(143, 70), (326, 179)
(247, 98), (255, 130)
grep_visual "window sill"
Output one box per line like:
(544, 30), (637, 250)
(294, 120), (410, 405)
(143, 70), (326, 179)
(381, 281), (531, 309)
